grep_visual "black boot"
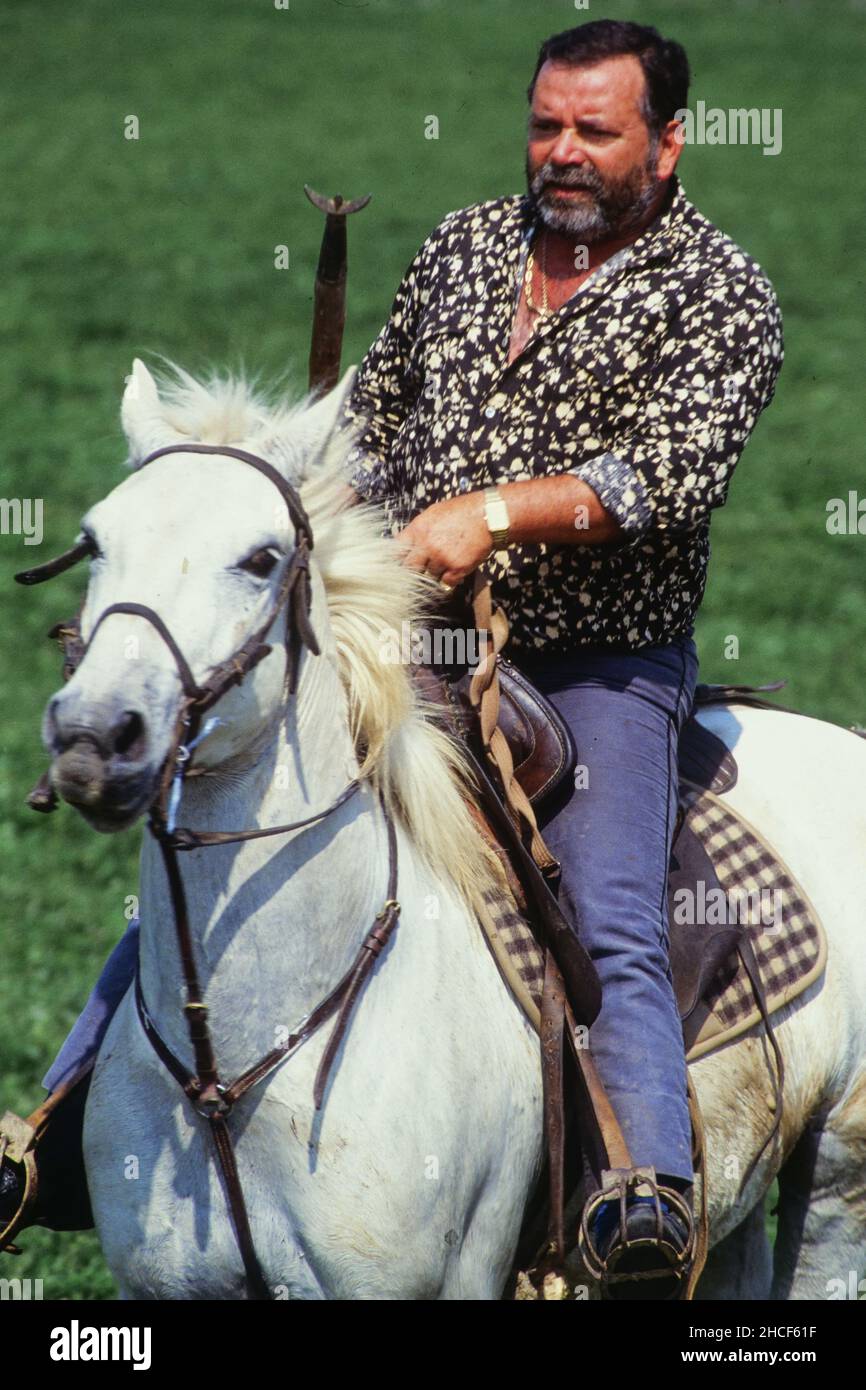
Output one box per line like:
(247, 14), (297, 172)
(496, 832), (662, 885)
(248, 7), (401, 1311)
(0, 1070), (94, 1251)
(579, 1167), (696, 1300)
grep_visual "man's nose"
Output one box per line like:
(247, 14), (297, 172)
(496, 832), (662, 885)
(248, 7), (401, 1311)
(547, 129), (588, 166)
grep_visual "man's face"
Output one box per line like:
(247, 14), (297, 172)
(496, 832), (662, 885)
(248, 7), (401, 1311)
(526, 55), (677, 241)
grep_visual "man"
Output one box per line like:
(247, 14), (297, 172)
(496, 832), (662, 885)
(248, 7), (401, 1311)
(1, 19), (782, 1300)
(340, 19), (783, 1296)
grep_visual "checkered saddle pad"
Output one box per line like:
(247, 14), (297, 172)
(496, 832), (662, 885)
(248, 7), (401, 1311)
(474, 784), (826, 1062)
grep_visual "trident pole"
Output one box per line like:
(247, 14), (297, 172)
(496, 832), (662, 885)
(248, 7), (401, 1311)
(304, 185), (371, 396)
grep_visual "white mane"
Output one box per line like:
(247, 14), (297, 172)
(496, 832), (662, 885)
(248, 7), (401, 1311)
(138, 362), (507, 913)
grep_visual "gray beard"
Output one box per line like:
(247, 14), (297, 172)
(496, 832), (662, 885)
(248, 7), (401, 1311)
(528, 158), (660, 241)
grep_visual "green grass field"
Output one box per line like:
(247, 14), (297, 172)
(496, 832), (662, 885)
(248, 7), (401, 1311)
(0, 0), (863, 1300)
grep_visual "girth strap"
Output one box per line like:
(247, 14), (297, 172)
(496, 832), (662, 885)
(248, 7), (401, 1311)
(540, 950), (567, 1262)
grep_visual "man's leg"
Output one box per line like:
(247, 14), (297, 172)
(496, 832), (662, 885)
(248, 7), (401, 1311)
(525, 635), (698, 1186)
(1, 920), (139, 1241)
(42, 919), (140, 1092)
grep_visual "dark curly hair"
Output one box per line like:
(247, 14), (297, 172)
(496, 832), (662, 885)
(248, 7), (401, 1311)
(527, 20), (690, 134)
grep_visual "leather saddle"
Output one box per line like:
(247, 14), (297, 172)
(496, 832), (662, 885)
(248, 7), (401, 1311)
(460, 653), (743, 818)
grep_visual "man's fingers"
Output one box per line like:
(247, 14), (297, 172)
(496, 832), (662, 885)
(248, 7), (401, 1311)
(400, 544), (432, 573)
(438, 568), (465, 590)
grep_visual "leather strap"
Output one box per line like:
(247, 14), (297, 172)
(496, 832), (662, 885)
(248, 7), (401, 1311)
(539, 950), (567, 1262)
(684, 1076), (710, 1298)
(525, 953), (634, 1292)
(565, 1000), (633, 1172)
(87, 603), (203, 701)
(15, 537), (96, 586)
(735, 933), (786, 1187)
(209, 1113), (272, 1301)
(468, 572), (557, 872)
(134, 791), (401, 1299)
(313, 809), (400, 1108)
(165, 779), (361, 851)
(138, 443), (314, 550)
(457, 739), (601, 1027)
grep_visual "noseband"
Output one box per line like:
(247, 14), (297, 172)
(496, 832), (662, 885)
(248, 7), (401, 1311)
(15, 442), (402, 1300)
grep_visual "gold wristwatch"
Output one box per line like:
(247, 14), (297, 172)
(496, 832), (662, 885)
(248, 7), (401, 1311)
(483, 486), (510, 551)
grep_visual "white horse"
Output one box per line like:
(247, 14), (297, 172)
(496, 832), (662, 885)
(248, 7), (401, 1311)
(41, 359), (866, 1299)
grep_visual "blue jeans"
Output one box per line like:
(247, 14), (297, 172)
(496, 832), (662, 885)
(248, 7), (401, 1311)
(46, 636), (698, 1185)
(518, 633), (699, 1184)
(43, 922), (140, 1093)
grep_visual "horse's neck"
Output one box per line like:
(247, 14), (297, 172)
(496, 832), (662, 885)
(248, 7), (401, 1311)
(138, 645), (389, 1073)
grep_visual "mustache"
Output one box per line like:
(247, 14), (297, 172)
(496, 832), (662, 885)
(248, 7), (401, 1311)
(532, 162), (604, 194)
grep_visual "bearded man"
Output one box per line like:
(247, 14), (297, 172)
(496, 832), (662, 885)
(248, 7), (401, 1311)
(340, 18), (783, 1297)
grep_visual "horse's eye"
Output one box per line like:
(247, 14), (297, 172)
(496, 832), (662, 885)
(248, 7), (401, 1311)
(239, 548), (279, 579)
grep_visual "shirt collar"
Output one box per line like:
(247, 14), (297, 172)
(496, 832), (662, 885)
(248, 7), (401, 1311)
(623, 174), (691, 267)
(482, 176), (693, 366)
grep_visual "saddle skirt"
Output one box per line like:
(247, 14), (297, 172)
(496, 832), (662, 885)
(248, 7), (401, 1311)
(473, 696), (827, 1062)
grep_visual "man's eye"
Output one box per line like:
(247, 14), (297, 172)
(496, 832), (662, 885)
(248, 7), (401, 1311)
(238, 548), (279, 579)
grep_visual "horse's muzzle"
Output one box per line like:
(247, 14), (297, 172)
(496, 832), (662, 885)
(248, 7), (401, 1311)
(47, 704), (160, 831)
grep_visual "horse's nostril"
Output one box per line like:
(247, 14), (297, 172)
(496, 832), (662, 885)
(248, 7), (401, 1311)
(112, 710), (146, 757)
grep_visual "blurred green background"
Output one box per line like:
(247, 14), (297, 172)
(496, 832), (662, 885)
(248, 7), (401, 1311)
(0, 0), (863, 1299)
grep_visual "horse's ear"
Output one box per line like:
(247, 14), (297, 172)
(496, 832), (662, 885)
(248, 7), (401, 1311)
(121, 358), (184, 467)
(300, 367), (358, 453)
(255, 367), (358, 479)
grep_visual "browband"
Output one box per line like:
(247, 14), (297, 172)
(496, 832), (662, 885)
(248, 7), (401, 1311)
(14, 442), (314, 588)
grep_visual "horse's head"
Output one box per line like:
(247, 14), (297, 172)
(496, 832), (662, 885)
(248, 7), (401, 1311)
(42, 359), (355, 831)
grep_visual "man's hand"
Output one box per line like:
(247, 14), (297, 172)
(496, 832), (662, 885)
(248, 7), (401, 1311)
(395, 492), (492, 588)
(395, 476), (621, 588)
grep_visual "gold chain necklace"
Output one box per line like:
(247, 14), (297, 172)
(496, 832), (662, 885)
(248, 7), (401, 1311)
(524, 231), (552, 317)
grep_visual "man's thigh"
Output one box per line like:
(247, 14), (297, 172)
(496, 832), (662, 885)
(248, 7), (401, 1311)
(528, 638), (698, 954)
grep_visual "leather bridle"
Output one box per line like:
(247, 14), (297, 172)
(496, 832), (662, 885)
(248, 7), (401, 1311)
(15, 443), (402, 1300)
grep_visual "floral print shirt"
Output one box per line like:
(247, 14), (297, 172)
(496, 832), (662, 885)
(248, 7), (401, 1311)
(342, 176), (784, 655)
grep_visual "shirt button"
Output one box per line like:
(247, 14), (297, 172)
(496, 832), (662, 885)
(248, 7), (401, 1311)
(458, 478), (471, 492)
(483, 406), (496, 419)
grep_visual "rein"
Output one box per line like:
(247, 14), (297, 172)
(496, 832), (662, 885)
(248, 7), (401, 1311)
(15, 442), (403, 1300)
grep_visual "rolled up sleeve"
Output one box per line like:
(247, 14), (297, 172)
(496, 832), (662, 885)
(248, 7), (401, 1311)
(570, 270), (784, 536)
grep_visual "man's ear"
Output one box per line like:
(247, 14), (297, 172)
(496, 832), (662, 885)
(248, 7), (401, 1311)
(121, 358), (184, 466)
(656, 118), (685, 180)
